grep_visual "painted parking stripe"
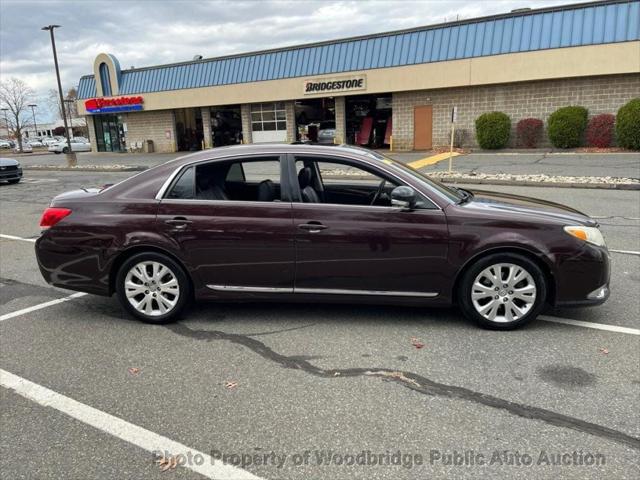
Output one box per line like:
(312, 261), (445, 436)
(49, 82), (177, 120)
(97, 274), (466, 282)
(609, 249), (640, 256)
(0, 234), (36, 243)
(0, 292), (88, 322)
(539, 315), (640, 335)
(407, 151), (460, 169)
(0, 369), (264, 480)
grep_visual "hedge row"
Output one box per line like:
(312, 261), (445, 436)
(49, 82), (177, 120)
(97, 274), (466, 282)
(473, 99), (640, 150)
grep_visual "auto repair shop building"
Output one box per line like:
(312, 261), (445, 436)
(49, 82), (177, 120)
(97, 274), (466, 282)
(76, 0), (640, 153)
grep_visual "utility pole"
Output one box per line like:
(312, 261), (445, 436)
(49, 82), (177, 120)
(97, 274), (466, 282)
(42, 25), (76, 166)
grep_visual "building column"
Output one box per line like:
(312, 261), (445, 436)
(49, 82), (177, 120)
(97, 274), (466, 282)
(334, 96), (346, 144)
(240, 104), (252, 144)
(285, 101), (296, 143)
(201, 107), (212, 148)
(86, 116), (97, 152)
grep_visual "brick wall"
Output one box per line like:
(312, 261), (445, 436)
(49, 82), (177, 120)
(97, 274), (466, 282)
(86, 116), (97, 152)
(392, 73), (640, 150)
(240, 104), (252, 144)
(201, 107), (212, 148)
(285, 101), (296, 143)
(335, 96), (346, 144)
(124, 110), (176, 153)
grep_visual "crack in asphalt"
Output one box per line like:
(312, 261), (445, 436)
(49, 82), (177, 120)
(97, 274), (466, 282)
(166, 322), (640, 451)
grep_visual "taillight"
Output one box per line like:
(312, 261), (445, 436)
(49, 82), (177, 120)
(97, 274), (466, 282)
(40, 207), (72, 229)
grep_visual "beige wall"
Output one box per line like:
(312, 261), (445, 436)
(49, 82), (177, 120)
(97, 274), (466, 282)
(392, 73), (640, 150)
(78, 42), (639, 116)
(123, 110), (176, 153)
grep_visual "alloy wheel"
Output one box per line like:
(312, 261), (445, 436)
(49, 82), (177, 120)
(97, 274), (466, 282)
(124, 261), (180, 317)
(471, 262), (537, 323)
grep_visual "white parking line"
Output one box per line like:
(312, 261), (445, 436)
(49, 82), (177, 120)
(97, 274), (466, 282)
(0, 369), (264, 480)
(0, 292), (88, 322)
(0, 234), (36, 243)
(609, 249), (640, 256)
(539, 315), (640, 335)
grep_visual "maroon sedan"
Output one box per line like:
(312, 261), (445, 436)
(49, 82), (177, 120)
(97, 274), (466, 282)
(35, 144), (609, 329)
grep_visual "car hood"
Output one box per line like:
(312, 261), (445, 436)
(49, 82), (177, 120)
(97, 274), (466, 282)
(462, 189), (596, 226)
(0, 157), (20, 167)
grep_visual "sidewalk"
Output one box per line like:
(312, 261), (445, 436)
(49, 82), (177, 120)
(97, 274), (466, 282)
(16, 148), (640, 186)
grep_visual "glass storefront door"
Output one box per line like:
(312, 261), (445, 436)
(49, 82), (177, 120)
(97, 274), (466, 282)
(94, 114), (125, 152)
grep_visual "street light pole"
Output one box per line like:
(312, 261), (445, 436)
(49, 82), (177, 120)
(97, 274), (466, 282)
(42, 25), (76, 166)
(64, 99), (74, 138)
(28, 104), (38, 139)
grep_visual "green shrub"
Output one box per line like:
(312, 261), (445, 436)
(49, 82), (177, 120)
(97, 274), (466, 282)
(616, 98), (640, 150)
(475, 112), (511, 149)
(547, 106), (588, 148)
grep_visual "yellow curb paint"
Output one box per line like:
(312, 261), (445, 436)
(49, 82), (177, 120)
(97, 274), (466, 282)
(408, 151), (461, 169)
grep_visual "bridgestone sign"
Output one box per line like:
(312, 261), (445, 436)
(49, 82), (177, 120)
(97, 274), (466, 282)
(304, 76), (366, 95)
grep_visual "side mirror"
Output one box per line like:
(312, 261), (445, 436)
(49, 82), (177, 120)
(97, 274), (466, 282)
(391, 186), (416, 211)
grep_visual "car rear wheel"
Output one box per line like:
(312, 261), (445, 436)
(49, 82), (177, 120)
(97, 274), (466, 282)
(116, 252), (190, 324)
(459, 253), (547, 330)
(62, 147), (69, 154)
(8, 179), (20, 184)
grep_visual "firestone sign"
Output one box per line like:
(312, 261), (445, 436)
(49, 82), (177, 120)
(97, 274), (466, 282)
(303, 76), (366, 95)
(85, 96), (144, 114)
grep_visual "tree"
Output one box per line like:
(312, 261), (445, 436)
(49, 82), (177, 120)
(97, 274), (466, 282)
(0, 78), (35, 151)
(47, 86), (78, 120)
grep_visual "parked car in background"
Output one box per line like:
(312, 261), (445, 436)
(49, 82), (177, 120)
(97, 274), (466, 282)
(0, 157), (23, 184)
(48, 139), (91, 154)
(28, 139), (44, 147)
(42, 137), (59, 146)
(317, 121), (336, 144)
(35, 144), (610, 329)
(0, 140), (11, 149)
(12, 142), (33, 153)
(72, 136), (89, 143)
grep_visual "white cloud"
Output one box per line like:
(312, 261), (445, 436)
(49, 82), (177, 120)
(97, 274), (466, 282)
(0, 0), (570, 122)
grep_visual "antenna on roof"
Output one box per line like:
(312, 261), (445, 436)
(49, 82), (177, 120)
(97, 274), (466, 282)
(193, 55), (203, 60)
(511, 7), (531, 13)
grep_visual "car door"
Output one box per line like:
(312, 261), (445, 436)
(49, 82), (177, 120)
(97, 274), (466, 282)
(290, 154), (449, 297)
(156, 154), (296, 292)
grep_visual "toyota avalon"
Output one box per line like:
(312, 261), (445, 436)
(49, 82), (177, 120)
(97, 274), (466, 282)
(34, 144), (610, 329)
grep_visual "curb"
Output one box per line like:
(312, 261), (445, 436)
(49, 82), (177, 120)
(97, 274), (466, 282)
(439, 177), (640, 190)
(22, 166), (640, 190)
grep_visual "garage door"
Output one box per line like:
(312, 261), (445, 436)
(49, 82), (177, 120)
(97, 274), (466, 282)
(413, 105), (432, 150)
(251, 102), (287, 143)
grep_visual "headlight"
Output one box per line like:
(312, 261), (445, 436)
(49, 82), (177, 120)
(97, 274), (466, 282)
(563, 226), (606, 247)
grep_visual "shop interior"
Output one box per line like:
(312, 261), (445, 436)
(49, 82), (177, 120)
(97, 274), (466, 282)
(210, 106), (243, 146)
(294, 98), (335, 143)
(175, 108), (204, 151)
(345, 93), (392, 149)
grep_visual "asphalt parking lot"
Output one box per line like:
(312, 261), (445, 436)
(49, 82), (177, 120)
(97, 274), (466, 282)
(1, 170), (639, 479)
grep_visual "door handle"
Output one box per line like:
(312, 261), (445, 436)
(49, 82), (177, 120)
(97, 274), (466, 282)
(165, 217), (192, 229)
(298, 222), (327, 233)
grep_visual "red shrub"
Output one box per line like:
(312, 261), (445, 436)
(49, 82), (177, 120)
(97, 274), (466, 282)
(586, 114), (615, 148)
(516, 118), (543, 148)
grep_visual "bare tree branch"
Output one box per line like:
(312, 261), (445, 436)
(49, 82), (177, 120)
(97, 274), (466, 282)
(0, 78), (35, 150)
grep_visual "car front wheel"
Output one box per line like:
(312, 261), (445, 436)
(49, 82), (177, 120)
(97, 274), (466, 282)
(62, 147), (69, 154)
(459, 253), (547, 330)
(116, 252), (190, 324)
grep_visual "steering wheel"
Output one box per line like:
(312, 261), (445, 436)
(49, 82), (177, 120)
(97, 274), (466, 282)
(370, 180), (387, 206)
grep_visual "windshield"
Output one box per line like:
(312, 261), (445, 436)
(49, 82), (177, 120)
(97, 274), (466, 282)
(358, 148), (464, 203)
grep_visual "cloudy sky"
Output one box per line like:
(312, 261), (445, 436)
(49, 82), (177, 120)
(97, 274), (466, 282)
(1, 0), (570, 122)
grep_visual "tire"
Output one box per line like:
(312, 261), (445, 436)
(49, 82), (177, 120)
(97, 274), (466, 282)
(115, 252), (191, 324)
(62, 147), (69, 154)
(8, 179), (20, 184)
(458, 252), (547, 330)
(54, 151), (61, 154)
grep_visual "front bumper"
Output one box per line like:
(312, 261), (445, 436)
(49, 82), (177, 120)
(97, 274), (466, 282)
(554, 245), (611, 307)
(0, 168), (22, 181)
